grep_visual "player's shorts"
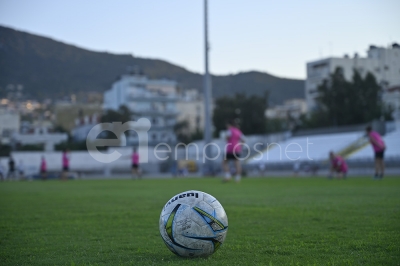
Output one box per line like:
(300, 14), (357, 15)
(225, 152), (240, 160)
(375, 151), (385, 159)
(132, 164), (139, 169)
(63, 166), (69, 171)
(40, 170), (46, 174)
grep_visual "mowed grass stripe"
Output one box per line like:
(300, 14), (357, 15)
(0, 177), (399, 265)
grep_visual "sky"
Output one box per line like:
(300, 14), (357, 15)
(0, 0), (399, 79)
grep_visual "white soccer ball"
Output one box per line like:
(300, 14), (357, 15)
(159, 190), (228, 257)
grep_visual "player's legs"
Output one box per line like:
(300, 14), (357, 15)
(7, 171), (14, 181)
(61, 167), (69, 181)
(41, 171), (47, 181)
(377, 158), (384, 178)
(222, 158), (231, 180)
(132, 167), (137, 178)
(328, 166), (335, 179)
(131, 165), (140, 179)
(223, 153), (237, 181)
(379, 150), (385, 178)
(20, 171), (25, 181)
(374, 158), (380, 178)
(234, 159), (242, 182)
(337, 171), (343, 179)
(342, 171), (347, 179)
(374, 151), (384, 179)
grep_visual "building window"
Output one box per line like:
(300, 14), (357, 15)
(2, 129), (11, 138)
(152, 133), (157, 141)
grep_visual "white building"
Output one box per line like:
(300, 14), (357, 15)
(176, 90), (205, 134)
(0, 110), (20, 145)
(265, 99), (307, 120)
(13, 127), (68, 151)
(305, 43), (400, 111)
(103, 71), (178, 145)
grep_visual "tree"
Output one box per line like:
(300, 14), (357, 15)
(174, 120), (190, 144)
(213, 93), (268, 136)
(101, 105), (131, 124)
(265, 118), (288, 133)
(174, 120), (204, 144)
(100, 105), (132, 139)
(305, 67), (384, 128)
(316, 67), (351, 126)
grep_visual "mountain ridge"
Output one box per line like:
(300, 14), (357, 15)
(0, 25), (304, 104)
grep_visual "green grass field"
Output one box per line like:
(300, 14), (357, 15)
(1, 177), (399, 265)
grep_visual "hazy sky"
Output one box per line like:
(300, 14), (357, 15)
(0, 0), (399, 79)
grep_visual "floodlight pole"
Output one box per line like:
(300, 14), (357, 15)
(203, 0), (213, 172)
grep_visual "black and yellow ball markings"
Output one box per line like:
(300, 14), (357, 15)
(165, 204), (199, 251)
(191, 206), (227, 252)
(193, 206), (227, 231)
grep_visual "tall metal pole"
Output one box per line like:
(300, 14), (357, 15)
(203, 0), (213, 169)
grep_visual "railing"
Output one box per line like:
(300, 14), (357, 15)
(293, 124), (368, 137)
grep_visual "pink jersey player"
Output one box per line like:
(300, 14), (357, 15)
(40, 157), (47, 172)
(226, 126), (245, 156)
(366, 126), (385, 179)
(329, 151), (348, 179)
(131, 147), (141, 179)
(223, 120), (246, 182)
(40, 156), (47, 181)
(132, 152), (139, 166)
(62, 151), (70, 170)
(368, 130), (385, 152)
(331, 155), (348, 173)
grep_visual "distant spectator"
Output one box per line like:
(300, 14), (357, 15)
(311, 162), (319, 176)
(61, 148), (70, 181)
(329, 151), (348, 179)
(18, 160), (25, 180)
(180, 166), (188, 177)
(303, 162), (311, 174)
(7, 156), (16, 180)
(366, 126), (386, 179)
(293, 161), (300, 177)
(258, 162), (266, 176)
(177, 160), (187, 177)
(131, 147), (141, 179)
(0, 164), (4, 181)
(40, 156), (47, 181)
(171, 161), (178, 177)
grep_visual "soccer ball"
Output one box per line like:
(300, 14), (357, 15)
(159, 190), (228, 257)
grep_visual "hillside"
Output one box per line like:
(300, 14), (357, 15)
(0, 26), (304, 104)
